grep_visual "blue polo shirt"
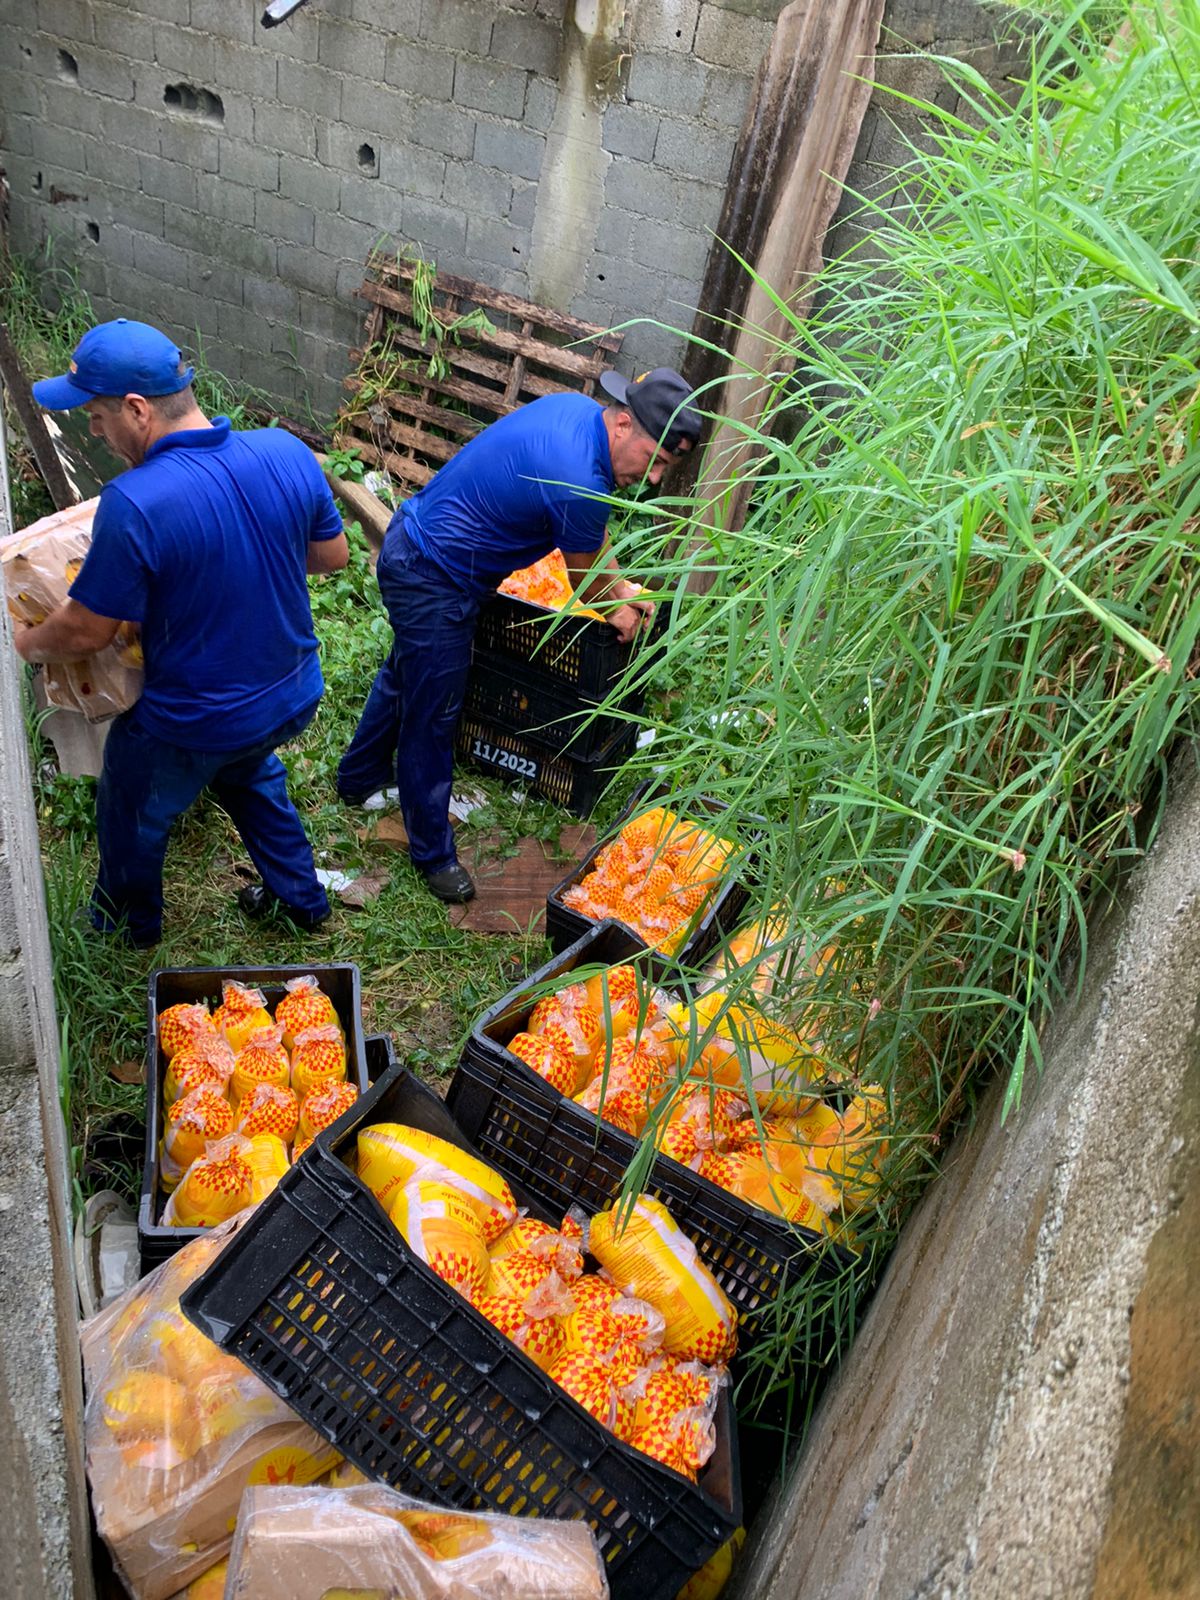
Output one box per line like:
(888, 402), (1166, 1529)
(69, 418), (343, 751)
(401, 391), (613, 596)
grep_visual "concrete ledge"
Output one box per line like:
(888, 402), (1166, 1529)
(734, 752), (1200, 1597)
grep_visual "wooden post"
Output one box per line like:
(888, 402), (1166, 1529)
(0, 323), (79, 513)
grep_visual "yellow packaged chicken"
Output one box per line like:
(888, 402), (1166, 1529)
(588, 1197), (737, 1367)
(389, 1178), (491, 1300)
(160, 1087), (235, 1190)
(161, 1135), (254, 1228)
(211, 981), (273, 1053)
(157, 1002), (220, 1061)
(81, 1218), (340, 1600)
(162, 1033), (235, 1107)
(290, 1023), (348, 1099)
(356, 1123), (516, 1241)
(229, 1025), (291, 1108)
(274, 974), (342, 1053)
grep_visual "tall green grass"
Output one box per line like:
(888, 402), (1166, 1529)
(600, 0), (1200, 1403)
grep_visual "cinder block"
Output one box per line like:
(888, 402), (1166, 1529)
(489, 13), (560, 76)
(187, 251), (243, 306)
(407, 101), (476, 159)
(279, 154), (342, 211)
(243, 275), (300, 325)
(295, 289), (361, 346)
(630, 215), (712, 279)
(256, 190), (316, 247)
(604, 156), (723, 230)
(159, 119), (220, 172)
(91, 184), (166, 236)
(257, 103), (316, 159)
(594, 207), (636, 256)
(620, 318), (687, 373)
(196, 170), (257, 227)
(418, 0), (493, 57)
(94, 220), (137, 268)
(568, 292), (617, 331)
(653, 118), (734, 184)
(508, 178), (537, 228)
(74, 44), (135, 101)
(217, 136), (280, 191)
(41, 79), (108, 135)
(211, 222), (278, 277)
(377, 143), (446, 199)
(384, 39), (455, 99)
(212, 39), (279, 97)
(400, 194), (468, 258)
(337, 256), (386, 303)
(37, 0), (92, 42)
(91, 6), (152, 56)
(313, 209), (381, 265)
(350, 0), (422, 33)
(188, 0), (254, 44)
(81, 134), (141, 188)
(138, 153), (198, 209)
(466, 212), (530, 270)
(338, 79), (414, 139)
(692, 2), (771, 70)
(535, 0), (567, 21)
(700, 64), (753, 126)
(278, 58), (343, 121)
(216, 300), (262, 349)
(442, 160), (512, 218)
(524, 76), (557, 131)
(473, 121), (543, 180)
(132, 228), (189, 285)
(152, 23), (215, 77)
(603, 102), (659, 161)
(318, 18), (382, 78)
(277, 241), (340, 298)
(339, 175), (406, 230)
(0, 66), (40, 118)
(94, 0), (188, 24)
(317, 120), (385, 172)
(97, 97), (161, 151)
(25, 122), (88, 174)
(632, 0), (700, 53)
(2, 114), (36, 157)
(454, 58), (528, 118)
(625, 51), (708, 112)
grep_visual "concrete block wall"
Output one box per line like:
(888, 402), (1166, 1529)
(0, 0), (775, 423)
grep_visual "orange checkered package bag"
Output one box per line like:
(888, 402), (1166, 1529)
(156, 1002), (219, 1061)
(297, 1079), (359, 1141)
(587, 1196), (738, 1367)
(80, 1218), (340, 1600)
(355, 1123), (516, 1242)
(474, 1272), (574, 1374)
(274, 974), (341, 1053)
(289, 1023), (347, 1100)
(211, 981), (272, 1053)
(160, 1087), (235, 1190)
(161, 1134), (255, 1229)
(229, 1025), (290, 1109)
(388, 1178), (491, 1301)
(162, 1032), (235, 1107)
(236, 1080), (300, 1144)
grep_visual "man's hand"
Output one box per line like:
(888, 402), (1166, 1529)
(608, 600), (655, 644)
(13, 599), (121, 664)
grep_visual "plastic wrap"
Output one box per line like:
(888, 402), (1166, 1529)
(226, 1483), (611, 1598)
(211, 982), (272, 1053)
(275, 973), (342, 1052)
(82, 1220), (340, 1600)
(357, 1123), (516, 1240)
(1, 498), (144, 719)
(290, 1022), (348, 1098)
(161, 1135), (254, 1228)
(389, 1178), (491, 1299)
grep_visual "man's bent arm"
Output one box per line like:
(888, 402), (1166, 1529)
(562, 539), (654, 641)
(13, 599), (122, 663)
(307, 532), (350, 575)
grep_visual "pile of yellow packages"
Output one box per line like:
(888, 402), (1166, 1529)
(503, 950), (885, 1237)
(558, 806), (738, 953)
(498, 548), (603, 618)
(355, 1121), (738, 1481)
(156, 977), (359, 1228)
(82, 1220), (341, 1599)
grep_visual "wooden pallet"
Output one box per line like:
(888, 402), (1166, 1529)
(334, 250), (623, 497)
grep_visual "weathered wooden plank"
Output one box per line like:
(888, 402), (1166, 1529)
(340, 377), (483, 439)
(347, 437), (437, 490)
(346, 328), (579, 407)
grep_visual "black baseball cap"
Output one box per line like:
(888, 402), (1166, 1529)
(599, 367), (702, 453)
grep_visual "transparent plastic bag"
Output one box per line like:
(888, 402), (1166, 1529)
(81, 1218), (340, 1600)
(226, 1482), (610, 1598)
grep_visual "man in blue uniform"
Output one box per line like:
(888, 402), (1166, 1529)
(337, 367), (702, 905)
(13, 319), (348, 947)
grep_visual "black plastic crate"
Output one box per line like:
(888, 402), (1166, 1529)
(545, 779), (756, 974)
(455, 712), (636, 816)
(446, 922), (854, 1350)
(138, 965), (372, 1274)
(462, 653), (641, 761)
(472, 592), (665, 702)
(180, 1062), (741, 1600)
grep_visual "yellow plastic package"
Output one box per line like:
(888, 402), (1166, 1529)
(161, 1135), (254, 1228)
(357, 1123), (516, 1241)
(162, 1033), (236, 1107)
(243, 1133), (291, 1205)
(81, 1218), (340, 1600)
(671, 990), (821, 1109)
(157, 1002), (220, 1061)
(160, 1087), (236, 1190)
(297, 1078), (359, 1140)
(475, 1274), (573, 1373)
(274, 974), (341, 1052)
(229, 1025), (291, 1108)
(290, 1023), (347, 1099)
(676, 1527), (746, 1600)
(211, 981), (273, 1054)
(588, 1197), (738, 1366)
(225, 1483), (610, 1598)
(236, 1081), (300, 1144)
(389, 1178), (491, 1299)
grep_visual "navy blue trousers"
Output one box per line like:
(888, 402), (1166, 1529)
(337, 519), (481, 873)
(92, 702), (328, 946)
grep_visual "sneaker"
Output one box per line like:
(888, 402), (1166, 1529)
(236, 883), (330, 932)
(422, 863), (476, 904)
(338, 784), (399, 811)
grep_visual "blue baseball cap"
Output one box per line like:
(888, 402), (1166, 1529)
(33, 318), (196, 410)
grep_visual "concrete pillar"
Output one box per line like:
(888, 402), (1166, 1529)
(733, 755), (1200, 1597)
(0, 605), (94, 1591)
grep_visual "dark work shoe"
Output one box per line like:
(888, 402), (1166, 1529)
(422, 863), (476, 904)
(237, 883), (330, 932)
